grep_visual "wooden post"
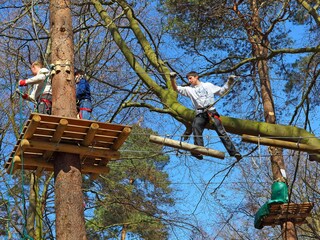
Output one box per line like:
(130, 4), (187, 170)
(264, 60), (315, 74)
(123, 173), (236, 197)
(149, 135), (225, 159)
(49, 0), (87, 239)
(112, 127), (132, 150)
(7, 156), (22, 174)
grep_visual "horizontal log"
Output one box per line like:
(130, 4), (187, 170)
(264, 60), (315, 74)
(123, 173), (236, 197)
(82, 165), (110, 174)
(242, 134), (320, 153)
(7, 156), (110, 175)
(149, 135), (225, 159)
(23, 140), (120, 159)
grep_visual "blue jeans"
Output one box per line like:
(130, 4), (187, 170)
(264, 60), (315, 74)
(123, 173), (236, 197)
(78, 99), (92, 120)
(192, 110), (238, 156)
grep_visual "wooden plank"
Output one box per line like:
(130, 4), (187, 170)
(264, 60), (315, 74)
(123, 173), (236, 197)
(242, 134), (320, 153)
(34, 124), (122, 138)
(6, 156), (110, 175)
(149, 135), (225, 159)
(23, 126), (120, 142)
(82, 164), (110, 174)
(16, 157), (53, 169)
(261, 203), (313, 227)
(269, 202), (313, 214)
(6, 156), (51, 174)
(34, 113), (127, 131)
(89, 158), (110, 180)
(25, 140), (120, 159)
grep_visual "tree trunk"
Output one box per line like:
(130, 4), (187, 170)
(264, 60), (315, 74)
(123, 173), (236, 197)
(121, 224), (127, 240)
(250, 0), (297, 239)
(26, 173), (37, 238)
(49, 0), (87, 239)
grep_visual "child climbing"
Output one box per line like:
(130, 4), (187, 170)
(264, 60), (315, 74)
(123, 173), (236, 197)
(18, 61), (52, 115)
(170, 71), (242, 161)
(75, 69), (92, 120)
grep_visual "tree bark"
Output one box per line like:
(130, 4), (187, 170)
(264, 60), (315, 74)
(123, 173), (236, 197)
(26, 173), (37, 238)
(50, 0), (87, 239)
(250, 0), (297, 239)
(121, 224), (127, 240)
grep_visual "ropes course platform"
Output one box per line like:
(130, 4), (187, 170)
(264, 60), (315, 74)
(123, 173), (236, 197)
(5, 113), (131, 177)
(255, 202), (314, 229)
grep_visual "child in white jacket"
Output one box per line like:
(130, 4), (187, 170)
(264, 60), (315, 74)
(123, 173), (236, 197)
(19, 61), (52, 114)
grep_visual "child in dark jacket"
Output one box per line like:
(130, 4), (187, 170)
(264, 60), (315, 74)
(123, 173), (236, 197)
(75, 70), (92, 120)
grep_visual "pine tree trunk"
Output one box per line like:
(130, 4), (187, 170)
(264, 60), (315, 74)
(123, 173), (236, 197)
(250, 0), (297, 239)
(49, 0), (87, 239)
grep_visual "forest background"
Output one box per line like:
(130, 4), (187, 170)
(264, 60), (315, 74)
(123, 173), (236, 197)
(0, 0), (319, 239)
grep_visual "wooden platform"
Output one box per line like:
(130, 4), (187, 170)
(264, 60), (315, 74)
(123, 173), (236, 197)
(261, 202), (314, 227)
(5, 113), (131, 177)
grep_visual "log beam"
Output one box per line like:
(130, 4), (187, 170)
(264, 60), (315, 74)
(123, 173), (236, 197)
(16, 139), (30, 156)
(82, 123), (99, 146)
(24, 114), (42, 139)
(242, 134), (320, 153)
(149, 135), (225, 159)
(7, 157), (111, 175)
(6, 156), (22, 174)
(26, 140), (120, 159)
(112, 127), (131, 150)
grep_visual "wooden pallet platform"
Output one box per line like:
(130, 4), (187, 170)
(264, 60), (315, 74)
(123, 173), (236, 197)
(5, 113), (131, 177)
(261, 202), (314, 227)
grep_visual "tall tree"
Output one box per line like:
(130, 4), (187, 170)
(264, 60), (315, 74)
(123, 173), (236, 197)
(85, 125), (173, 239)
(50, 0), (86, 239)
(160, 0), (319, 239)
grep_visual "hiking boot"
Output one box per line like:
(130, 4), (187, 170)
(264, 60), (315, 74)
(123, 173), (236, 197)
(234, 153), (242, 161)
(191, 153), (203, 160)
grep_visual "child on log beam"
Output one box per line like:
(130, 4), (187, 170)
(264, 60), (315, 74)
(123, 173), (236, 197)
(170, 71), (242, 161)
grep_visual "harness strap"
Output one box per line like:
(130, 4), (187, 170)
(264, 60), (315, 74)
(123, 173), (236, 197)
(207, 111), (221, 123)
(79, 107), (92, 112)
(38, 98), (52, 113)
(40, 98), (51, 104)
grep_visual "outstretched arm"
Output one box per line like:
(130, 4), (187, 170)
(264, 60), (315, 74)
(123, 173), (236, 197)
(218, 75), (237, 95)
(26, 69), (49, 85)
